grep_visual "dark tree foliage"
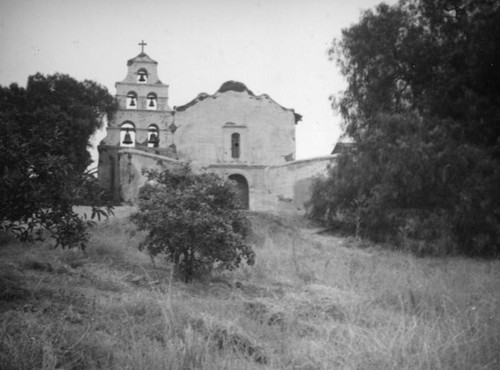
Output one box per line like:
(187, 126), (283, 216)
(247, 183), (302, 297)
(130, 165), (255, 282)
(333, 0), (500, 147)
(310, 0), (500, 256)
(1, 73), (117, 172)
(0, 73), (116, 248)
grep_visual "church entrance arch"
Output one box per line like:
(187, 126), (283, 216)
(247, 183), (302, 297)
(229, 174), (249, 209)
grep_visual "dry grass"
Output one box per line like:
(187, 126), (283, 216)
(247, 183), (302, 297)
(0, 208), (499, 369)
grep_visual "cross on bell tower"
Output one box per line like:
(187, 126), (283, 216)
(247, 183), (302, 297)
(138, 40), (147, 53)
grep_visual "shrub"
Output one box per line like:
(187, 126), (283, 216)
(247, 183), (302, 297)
(130, 165), (255, 282)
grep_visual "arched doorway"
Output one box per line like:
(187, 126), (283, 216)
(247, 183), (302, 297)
(229, 174), (249, 209)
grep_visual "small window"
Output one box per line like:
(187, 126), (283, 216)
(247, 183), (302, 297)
(147, 124), (159, 148)
(147, 93), (157, 110)
(126, 92), (137, 109)
(137, 68), (148, 83)
(231, 133), (240, 158)
(120, 122), (136, 147)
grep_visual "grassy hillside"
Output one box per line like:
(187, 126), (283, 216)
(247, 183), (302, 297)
(1, 208), (499, 369)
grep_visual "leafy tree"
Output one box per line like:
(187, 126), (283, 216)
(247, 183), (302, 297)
(0, 73), (116, 248)
(333, 0), (500, 147)
(1, 73), (116, 172)
(310, 0), (500, 256)
(130, 165), (255, 282)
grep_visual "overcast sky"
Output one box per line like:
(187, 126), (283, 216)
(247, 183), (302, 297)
(0, 0), (393, 159)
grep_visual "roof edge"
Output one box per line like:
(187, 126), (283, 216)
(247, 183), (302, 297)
(175, 80), (302, 122)
(127, 52), (158, 66)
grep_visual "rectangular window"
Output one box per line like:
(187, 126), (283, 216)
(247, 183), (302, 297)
(231, 133), (240, 158)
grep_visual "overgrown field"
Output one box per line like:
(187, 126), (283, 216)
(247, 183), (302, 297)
(1, 207), (499, 369)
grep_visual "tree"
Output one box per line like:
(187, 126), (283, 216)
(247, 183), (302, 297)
(1, 73), (116, 172)
(310, 0), (500, 256)
(0, 73), (116, 248)
(333, 0), (500, 147)
(130, 165), (255, 282)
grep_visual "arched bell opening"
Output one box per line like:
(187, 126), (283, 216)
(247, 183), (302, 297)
(120, 122), (136, 147)
(126, 91), (137, 109)
(147, 92), (157, 110)
(147, 124), (160, 148)
(137, 68), (148, 83)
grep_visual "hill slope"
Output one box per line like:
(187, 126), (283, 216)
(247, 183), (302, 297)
(1, 209), (499, 369)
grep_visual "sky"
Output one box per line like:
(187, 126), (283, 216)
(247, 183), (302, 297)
(0, 0), (394, 159)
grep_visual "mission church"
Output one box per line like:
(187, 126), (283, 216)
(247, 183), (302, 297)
(98, 42), (335, 213)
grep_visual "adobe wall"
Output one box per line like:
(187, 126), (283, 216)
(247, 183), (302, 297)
(117, 148), (182, 203)
(174, 90), (296, 166)
(114, 150), (337, 214)
(262, 155), (337, 214)
(204, 155), (337, 214)
(202, 165), (266, 211)
(98, 146), (120, 202)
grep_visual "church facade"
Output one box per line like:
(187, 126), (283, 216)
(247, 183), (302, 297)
(98, 47), (335, 213)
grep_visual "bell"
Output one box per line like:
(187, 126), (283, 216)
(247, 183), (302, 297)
(123, 129), (133, 145)
(148, 133), (159, 146)
(138, 74), (146, 82)
(129, 98), (136, 107)
(149, 98), (155, 107)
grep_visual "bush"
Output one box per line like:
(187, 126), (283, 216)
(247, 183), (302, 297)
(0, 158), (113, 249)
(130, 165), (255, 282)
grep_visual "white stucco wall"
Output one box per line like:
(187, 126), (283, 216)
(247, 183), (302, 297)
(118, 148), (183, 203)
(117, 149), (336, 214)
(174, 89), (296, 166)
(261, 155), (336, 213)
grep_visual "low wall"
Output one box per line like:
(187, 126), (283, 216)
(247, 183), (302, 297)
(118, 148), (182, 203)
(262, 155), (337, 214)
(117, 149), (337, 214)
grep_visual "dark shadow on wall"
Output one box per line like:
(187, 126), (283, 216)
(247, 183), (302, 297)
(229, 174), (249, 209)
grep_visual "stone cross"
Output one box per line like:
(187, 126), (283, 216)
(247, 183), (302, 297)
(139, 40), (147, 53)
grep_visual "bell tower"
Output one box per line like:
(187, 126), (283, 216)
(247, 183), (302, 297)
(109, 40), (174, 148)
(116, 41), (171, 114)
(98, 42), (176, 201)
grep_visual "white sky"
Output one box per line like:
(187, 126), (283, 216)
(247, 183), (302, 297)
(0, 0), (393, 159)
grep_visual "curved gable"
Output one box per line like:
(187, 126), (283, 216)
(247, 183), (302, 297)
(175, 81), (301, 123)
